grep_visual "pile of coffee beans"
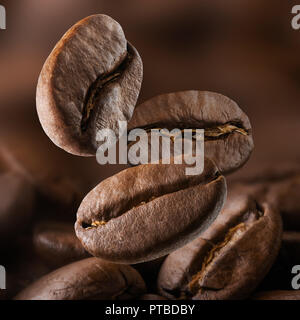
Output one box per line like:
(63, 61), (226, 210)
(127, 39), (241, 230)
(1, 14), (299, 300)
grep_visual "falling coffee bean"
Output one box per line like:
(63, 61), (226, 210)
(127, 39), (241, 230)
(14, 257), (146, 300)
(36, 14), (143, 156)
(128, 91), (254, 174)
(75, 158), (226, 264)
(157, 194), (282, 300)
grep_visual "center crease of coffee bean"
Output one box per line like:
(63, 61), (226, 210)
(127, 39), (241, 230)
(81, 172), (222, 230)
(80, 51), (132, 132)
(131, 123), (248, 144)
(183, 205), (264, 298)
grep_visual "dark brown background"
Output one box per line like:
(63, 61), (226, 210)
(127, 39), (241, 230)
(0, 0), (299, 191)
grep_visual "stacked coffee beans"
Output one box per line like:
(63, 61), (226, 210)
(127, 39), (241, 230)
(1, 14), (298, 300)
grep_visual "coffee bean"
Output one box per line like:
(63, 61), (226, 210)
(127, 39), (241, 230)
(37, 14), (143, 156)
(229, 163), (300, 231)
(157, 194), (282, 299)
(14, 257), (146, 300)
(266, 174), (300, 231)
(1, 235), (51, 299)
(281, 231), (300, 265)
(253, 290), (300, 300)
(33, 221), (90, 269)
(128, 91), (253, 174)
(0, 171), (35, 242)
(75, 158), (226, 264)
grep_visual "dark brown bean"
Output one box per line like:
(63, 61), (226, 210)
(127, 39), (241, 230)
(282, 231), (300, 265)
(75, 158), (226, 264)
(14, 257), (146, 300)
(266, 174), (300, 231)
(36, 14), (143, 156)
(33, 221), (90, 268)
(157, 194), (282, 300)
(128, 91), (254, 174)
(0, 171), (35, 242)
(1, 235), (51, 300)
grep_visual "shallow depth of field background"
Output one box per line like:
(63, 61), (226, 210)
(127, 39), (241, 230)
(0, 0), (300, 193)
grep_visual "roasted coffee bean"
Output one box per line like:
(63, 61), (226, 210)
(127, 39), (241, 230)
(231, 162), (300, 185)
(1, 235), (51, 299)
(266, 174), (300, 231)
(253, 291), (300, 300)
(281, 231), (300, 265)
(230, 163), (300, 230)
(0, 147), (35, 241)
(75, 158), (226, 264)
(140, 294), (168, 300)
(228, 182), (268, 204)
(0, 171), (35, 242)
(128, 91), (253, 174)
(157, 194), (282, 300)
(33, 221), (90, 269)
(14, 257), (146, 300)
(37, 14), (143, 156)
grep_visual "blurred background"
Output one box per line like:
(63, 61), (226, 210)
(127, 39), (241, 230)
(0, 0), (300, 193)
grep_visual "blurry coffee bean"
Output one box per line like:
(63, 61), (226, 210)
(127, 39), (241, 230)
(0, 140), (87, 218)
(230, 163), (300, 231)
(33, 221), (90, 269)
(140, 294), (168, 300)
(228, 181), (268, 203)
(14, 258), (146, 300)
(231, 162), (300, 185)
(128, 91), (253, 174)
(266, 174), (300, 231)
(34, 175), (85, 220)
(282, 232), (300, 265)
(157, 194), (282, 300)
(253, 290), (300, 300)
(75, 158), (226, 264)
(1, 235), (51, 299)
(36, 14), (143, 156)
(0, 171), (35, 241)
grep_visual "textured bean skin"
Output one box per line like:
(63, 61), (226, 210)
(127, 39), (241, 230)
(75, 158), (226, 264)
(14, 258), (146, 300)
(37, 14), (143, 156)
(157, 193), (282, 300)
(128, 91), (253, 174)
